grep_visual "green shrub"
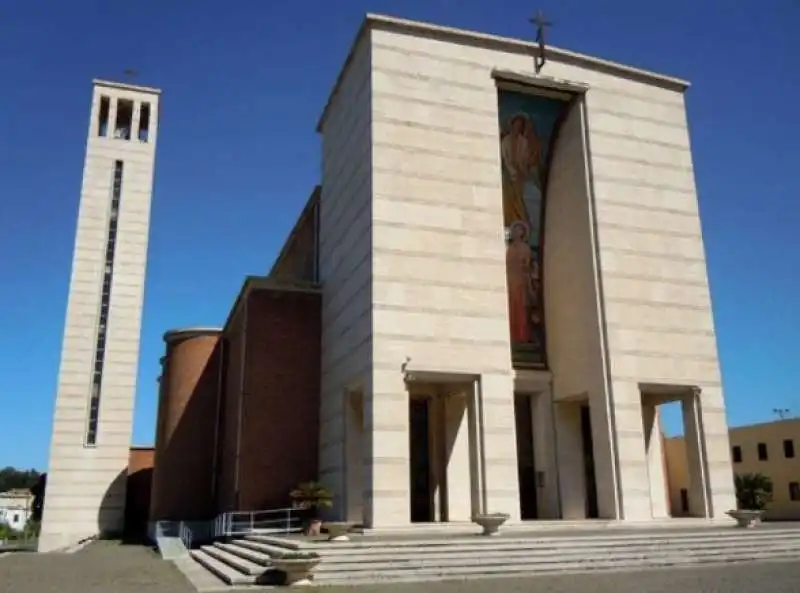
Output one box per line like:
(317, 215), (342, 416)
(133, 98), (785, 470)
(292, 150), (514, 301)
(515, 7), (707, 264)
(735, 472), (774, 510)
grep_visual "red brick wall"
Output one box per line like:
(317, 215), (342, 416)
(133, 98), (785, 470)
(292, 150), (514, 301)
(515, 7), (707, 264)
(240, 288), (321, 510)
(150, 332), (221, 521)
(125, 447), (154, 538)
(270, 190), (319, 283)
(214, 286), (321, 513)
(217, 315), (243, 513)
(270, 205), (317, 282)
(129, 447), (155, 473)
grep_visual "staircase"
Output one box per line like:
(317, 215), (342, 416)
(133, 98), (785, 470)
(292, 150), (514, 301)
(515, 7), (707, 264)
(187, 525), (800, 587)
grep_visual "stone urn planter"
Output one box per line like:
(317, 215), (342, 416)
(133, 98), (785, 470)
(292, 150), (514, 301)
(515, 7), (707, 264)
(726, 509), (764, 528)
(271, 552), (322, 586)
(472, 512), (510, 536)
(324, 522), (353, 542)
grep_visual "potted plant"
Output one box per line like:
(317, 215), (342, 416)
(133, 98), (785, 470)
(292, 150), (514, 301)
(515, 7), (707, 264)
(727, 472), (773, 527)
(289, 481), (333, 536)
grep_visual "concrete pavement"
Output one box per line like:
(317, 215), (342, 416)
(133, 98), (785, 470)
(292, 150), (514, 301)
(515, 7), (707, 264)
(0, 540), (797, 593)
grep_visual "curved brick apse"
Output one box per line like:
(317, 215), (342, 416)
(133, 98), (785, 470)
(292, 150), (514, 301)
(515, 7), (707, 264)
(150, 329), (221, 522)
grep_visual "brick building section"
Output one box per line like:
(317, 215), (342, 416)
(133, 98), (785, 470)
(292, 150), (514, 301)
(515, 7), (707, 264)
(269, 187), (319, 282)
(125, 447), (154, 537)
(150, 329), (221, 521)
(215, 278), (322, 512)
(216, 316), (241, 513)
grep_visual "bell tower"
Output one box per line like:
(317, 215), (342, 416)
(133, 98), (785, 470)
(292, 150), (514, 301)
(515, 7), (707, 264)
(39, 79), (161, 551)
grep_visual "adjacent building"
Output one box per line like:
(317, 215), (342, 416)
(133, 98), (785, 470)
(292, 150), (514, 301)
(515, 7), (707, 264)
(666, 418), (800, 520)
(0, 489), (33, 532)
(39, 80), (160, 552)
(148, 14), (736, 531)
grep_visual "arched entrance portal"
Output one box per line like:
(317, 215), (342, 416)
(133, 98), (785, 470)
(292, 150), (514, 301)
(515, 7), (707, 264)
(498, 83), (606, 520)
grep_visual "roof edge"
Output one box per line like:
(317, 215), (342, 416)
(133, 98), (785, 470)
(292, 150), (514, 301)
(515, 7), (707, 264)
(316, 13), (689, 133)
(221, 276), (322, 334)
(93, 78), (162, 95)
(267, 185), (321, 276)
(163, 327), (222, 343)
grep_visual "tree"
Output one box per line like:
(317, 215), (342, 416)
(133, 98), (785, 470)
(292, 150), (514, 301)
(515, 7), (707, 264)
(0, 467), (41, 493)
(735, 472), (774, 511)
(0, 522), (17, 542)
(22, 517), (41, 540)
(30, 473), (47, 522)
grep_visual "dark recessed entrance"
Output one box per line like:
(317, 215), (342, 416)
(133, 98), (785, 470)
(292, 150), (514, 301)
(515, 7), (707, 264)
(514, 393), (538, 519)
(409, 397), (433, 523)
(580, 405), (599, 519)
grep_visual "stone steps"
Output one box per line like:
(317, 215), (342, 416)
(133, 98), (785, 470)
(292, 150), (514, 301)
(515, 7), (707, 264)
(321, 552), (800, 585)
(201, 544), (264, 575)
(234, 532), (800, 576)
(333, 518), (734, 536)
(214, 541), (273, 566)
(189, 549), (258, 587)
(245, 526), (800, 547)
(246, 541), (800, 570)
(245, 528), (800, 554)
(186, 525), (800, 587)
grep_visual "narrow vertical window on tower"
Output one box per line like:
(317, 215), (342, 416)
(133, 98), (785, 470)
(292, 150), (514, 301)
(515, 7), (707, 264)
(86, 160), (124, 446)
(98, 96), (110, 137)
(138, 102), (151, 142)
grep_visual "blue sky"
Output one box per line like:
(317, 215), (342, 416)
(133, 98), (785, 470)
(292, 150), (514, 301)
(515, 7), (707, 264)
(1, 0), (797, 471)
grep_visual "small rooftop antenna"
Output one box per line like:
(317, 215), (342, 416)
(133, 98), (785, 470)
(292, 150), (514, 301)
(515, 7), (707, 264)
(773, 408), (791, 420)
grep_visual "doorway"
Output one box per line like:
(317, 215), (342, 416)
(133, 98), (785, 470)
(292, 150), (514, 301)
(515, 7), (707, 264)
(514, 394), (538, 519)
(642, 388), (706, 519)
(580, 405), (599, 518)
(409, 397), (433, 522)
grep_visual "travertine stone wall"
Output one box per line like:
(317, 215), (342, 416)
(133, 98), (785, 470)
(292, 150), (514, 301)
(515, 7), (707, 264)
(40, 81), (159, 551)
(369, 29), (519, 525)
(545, 99), (621, 518)
(317, 37), (374, 520)
(586, 76), (735, 520)
(359, 19), (734, 522)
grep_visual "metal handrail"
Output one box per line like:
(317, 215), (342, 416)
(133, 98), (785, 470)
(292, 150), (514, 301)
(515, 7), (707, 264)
(178, 522), (193, 550)
(154, 506), (301, 551)
(214, 507), (301, 538)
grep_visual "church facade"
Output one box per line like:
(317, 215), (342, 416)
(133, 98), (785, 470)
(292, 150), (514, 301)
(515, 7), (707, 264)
(150, 14), (735, 531)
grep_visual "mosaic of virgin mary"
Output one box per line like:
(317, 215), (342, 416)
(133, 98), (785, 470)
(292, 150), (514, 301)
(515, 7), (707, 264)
(506, 220), (534, 343)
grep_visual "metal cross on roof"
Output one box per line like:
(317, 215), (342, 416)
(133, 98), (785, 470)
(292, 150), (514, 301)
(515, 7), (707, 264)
(528, 10), (552, 74)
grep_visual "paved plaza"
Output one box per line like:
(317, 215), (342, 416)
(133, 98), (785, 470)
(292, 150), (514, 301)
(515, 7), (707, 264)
(0, 541), (799, 593)
(0, 542), (188, 593)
